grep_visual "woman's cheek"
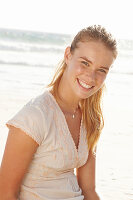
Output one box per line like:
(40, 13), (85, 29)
(76, 65), (85, 74)
(96, 73), (107, 83)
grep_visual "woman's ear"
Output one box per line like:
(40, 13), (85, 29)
(64, 46), (72, 65)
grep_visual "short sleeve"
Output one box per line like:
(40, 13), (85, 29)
(6, 104), (46, 145)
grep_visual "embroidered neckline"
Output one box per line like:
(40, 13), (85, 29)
(46, 90), (83, 155)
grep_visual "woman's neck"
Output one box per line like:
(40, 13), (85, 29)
(57, 76), (80, 112)
(50, 76), (80, 113)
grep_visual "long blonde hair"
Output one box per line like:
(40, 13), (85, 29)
(47, 25), (117, 154)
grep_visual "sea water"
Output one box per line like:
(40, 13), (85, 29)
(0, 28), (133, 200)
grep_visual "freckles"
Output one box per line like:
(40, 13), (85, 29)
(95, 77), (105, 87)
(99, 78), (106, 85)
(74, 66), (82, 75)
(100, 75), (106, 81)
(96, 73), (106, 81)
(77, 68), (83, 74)
(77, 65), (85, 73)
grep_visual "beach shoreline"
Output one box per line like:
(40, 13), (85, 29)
(0, 30), (133, 199)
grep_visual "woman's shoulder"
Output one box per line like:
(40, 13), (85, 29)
(26, 90), (52, 108)
(6, 90), (51, 145)
(25, 89), (56, 117)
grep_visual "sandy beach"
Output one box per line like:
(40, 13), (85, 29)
(0, 63), (133, 200)
(0, 29), (133, 200)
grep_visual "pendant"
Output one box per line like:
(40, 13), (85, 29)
(72, 114), (75, 119)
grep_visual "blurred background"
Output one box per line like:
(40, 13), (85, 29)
(0, 0), (133, 199)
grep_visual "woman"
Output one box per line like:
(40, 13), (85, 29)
(0, 25), (117, 200)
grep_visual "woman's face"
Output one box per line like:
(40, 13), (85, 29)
(64, 41), (114, 100)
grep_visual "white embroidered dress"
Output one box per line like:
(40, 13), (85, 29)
(6, 90), (89, 200)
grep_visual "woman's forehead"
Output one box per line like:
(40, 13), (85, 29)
(73, 41), (114, 67)
(75, 41), (108, 52)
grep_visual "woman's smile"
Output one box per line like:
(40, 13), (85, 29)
(77, 78), (94, 91)
(63, 41), (114, 100)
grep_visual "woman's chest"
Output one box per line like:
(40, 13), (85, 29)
(35, 112), (89, 172)
(64, 114), (81, 151)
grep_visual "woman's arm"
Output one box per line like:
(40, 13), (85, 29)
(76, 147), (100, 200)
(0, 126), (39, 200)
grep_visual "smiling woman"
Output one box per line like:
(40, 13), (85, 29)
(0, 25), (117, 200)
(48, 25), (117, 154)
(60, 41), (113, 100)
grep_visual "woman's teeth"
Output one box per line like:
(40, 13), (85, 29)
(78, 79), (92, 89)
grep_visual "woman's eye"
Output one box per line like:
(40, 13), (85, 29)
(81, 61), (89, 66)
(99, 69), (107, 74)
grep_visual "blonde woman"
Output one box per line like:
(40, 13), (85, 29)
(0, 25), (117, 200)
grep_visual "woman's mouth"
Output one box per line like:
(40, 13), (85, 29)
(77, 78), (94, 90)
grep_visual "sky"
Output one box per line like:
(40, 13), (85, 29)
(0, 0), (133, 40)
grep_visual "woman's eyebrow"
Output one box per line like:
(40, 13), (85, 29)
(80, 56), (109, 71)
(80, 56), (93, 64)
(100, 66), (109, 71)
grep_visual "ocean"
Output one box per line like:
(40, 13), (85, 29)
(0, 28), (133, 200)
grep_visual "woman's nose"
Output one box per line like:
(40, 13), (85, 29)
(85, 70), (96, 85)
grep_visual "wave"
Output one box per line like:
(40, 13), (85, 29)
(0, 43), (64, 54)
(1, 27), (133, 51)
(0, 28), (133, 76)
(0, 60), (54, 68)
(0, 28), (72, 45)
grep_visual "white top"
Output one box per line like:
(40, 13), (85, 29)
(6, 90), (89, 200)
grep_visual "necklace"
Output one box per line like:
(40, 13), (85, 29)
(72, 107), (78, 119)
(61, 104), (79, 119)
(55, 91), (79, 119)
